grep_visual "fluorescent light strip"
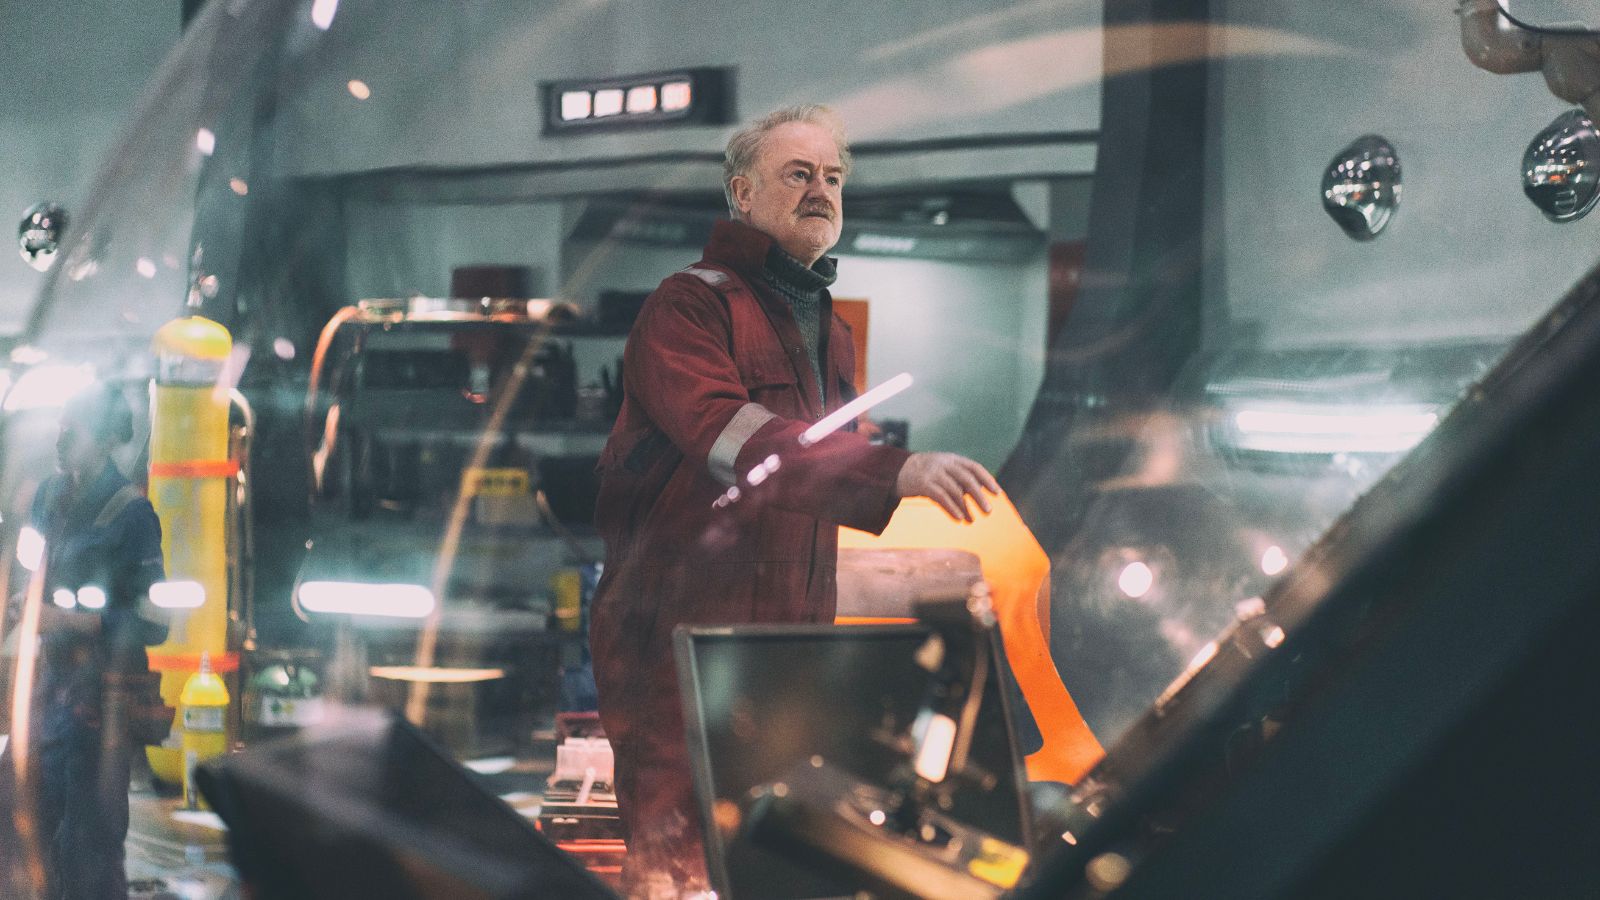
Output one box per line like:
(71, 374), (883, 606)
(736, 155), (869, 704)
(297, 581), (436, 618)
(800, 372), (914, 447)
(1232, 405), (1438, 454)
(369, 666), (505, 684)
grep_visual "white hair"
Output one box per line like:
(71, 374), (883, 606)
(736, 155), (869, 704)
(723, 104), (852, 217)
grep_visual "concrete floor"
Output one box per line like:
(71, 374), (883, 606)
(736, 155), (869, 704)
(126, 790), (239, 900)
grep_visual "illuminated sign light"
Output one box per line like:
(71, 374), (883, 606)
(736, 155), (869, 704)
(544, 68), (729, 134)
(625, 84), (658, 114)
(593, 88), (624, 117)
(560, 90), (592, 121)
(661, 81), (692, 112)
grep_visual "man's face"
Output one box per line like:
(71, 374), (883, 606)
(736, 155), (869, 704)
(56, 416), (105, 476)
(731, 120), (845, 266)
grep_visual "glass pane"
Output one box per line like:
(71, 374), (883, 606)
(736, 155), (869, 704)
(1, 0), (1594, 896)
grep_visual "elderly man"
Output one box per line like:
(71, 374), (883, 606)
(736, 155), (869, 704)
(590, 104), (998, 892)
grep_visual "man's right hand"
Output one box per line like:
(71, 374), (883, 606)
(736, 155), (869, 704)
(895, 452), (1000, 523)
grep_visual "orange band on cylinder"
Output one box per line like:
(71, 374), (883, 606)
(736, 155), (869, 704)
(145, 650), (240, 673)
(149, 460), (239, 479)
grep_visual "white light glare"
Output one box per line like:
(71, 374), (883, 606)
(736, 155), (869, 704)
(1260, 545), (1289, 576)
(195, 128), (216, 156)
(16, 527), (43, 573)
(1188, 640), (1220, 672)
(4, 364), (96, 412)
(913, 712), (957, 783)
(52, 589), (75, 610)
(1118, 561), (1154, 599)
(149, 580), (206, 610)
(9, 345), (48, 366)
(311, 0), (338, 30)
(1233, 404), (1439, 454)
(854, 233), (918, 254)
(76, 586), (106, 609)
(746, 454), (781, 486)
(297, 581), (436, 618)
(800, 372), (914, 447)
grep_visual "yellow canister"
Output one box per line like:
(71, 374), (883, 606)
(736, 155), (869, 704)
(179, 651), (230, 809)
(146, 315), (235, 784)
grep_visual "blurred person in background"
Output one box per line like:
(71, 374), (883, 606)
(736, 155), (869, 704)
(0, 383), (167, 899)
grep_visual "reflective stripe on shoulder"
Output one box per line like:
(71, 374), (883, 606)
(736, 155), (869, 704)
(683, 266), (729, 287)
(708, 403), (776, 486)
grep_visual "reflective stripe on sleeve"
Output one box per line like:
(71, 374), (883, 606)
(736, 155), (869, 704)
(708, 403), (776, 486)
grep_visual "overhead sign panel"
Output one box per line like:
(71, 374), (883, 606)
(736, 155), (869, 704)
(543, 68), (731, 134)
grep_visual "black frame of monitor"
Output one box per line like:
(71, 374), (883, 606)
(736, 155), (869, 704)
(674, 622), (1034, 900)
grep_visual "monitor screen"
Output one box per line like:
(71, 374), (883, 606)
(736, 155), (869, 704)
(674, 623), (1032, 900)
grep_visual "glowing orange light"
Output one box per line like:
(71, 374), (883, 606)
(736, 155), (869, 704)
(347, 79), (372, 100)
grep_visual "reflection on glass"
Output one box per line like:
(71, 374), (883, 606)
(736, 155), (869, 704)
(1523, 109), (1600, 222)
(1321, 135), (1401, 240)
(4, 0), (1596, 895)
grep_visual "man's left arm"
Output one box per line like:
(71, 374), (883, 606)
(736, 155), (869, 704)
(729, 414), (911, 534)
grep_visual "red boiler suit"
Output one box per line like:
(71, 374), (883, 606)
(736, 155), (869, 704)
(590, 219), (911, 888)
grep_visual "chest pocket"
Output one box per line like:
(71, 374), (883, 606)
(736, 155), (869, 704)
(737, 348), (799, 402)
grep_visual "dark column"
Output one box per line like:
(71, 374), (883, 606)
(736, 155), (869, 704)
(1001, 0), (1214, 552)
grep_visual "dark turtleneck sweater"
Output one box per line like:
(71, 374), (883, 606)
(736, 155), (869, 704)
(761, 246), (838, 404)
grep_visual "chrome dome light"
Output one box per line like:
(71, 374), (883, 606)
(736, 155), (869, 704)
(1523, 109), (1600, 223)
(18, 201), (67, 271)
(1322, 135), (1402, 241)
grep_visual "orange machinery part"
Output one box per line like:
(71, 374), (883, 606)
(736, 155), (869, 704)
(839, 492), (1105, 784)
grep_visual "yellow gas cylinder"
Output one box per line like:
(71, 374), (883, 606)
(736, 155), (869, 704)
(180, 651), (230, 809)
(145, 315), (236, 784)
